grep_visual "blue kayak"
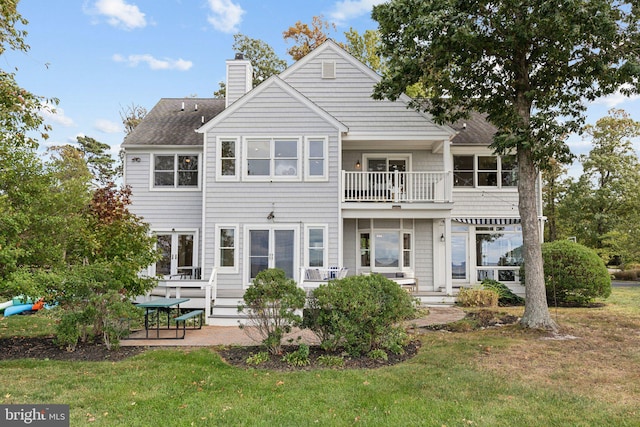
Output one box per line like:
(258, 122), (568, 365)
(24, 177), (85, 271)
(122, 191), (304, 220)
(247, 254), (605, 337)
(3, 304), (35, 317)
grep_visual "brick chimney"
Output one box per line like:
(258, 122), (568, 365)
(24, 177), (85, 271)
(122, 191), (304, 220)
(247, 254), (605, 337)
(225, 53), (253, 108)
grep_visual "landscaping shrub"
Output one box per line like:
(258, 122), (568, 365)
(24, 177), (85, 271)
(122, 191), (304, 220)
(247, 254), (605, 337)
(457, 287), (498, 307)
(245, 351), (270, 366)
(542, 240), (612, 306)
(282, 343), (310, 367)
(238, 268), (306, 355)
(481, 279), (524, 306)
(317, 355), (344, 368)
(612, 269), (640, 281)
(304, 274), (417, 356)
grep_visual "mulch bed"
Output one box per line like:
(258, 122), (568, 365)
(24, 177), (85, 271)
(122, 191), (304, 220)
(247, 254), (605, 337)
(218, 341), (421, 371)
(0, 337), (146, 362)
(0, 335), (420, 370)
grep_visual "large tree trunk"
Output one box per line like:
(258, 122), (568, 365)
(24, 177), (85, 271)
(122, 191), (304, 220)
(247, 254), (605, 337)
(518, 147), (557, 331)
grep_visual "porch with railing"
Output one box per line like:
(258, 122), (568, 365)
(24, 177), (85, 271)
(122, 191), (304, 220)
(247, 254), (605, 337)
(342, 171), (452, 203)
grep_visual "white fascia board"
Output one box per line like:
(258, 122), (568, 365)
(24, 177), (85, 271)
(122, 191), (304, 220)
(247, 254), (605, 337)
(279, 39), (456, 139)
(197, 75), (348, 134)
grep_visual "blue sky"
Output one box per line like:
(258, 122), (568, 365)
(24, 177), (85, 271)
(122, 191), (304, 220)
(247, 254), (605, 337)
(5, 0), (640, 175)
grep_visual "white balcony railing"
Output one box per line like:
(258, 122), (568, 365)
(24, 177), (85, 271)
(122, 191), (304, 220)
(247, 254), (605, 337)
(342, 171), (452, 203)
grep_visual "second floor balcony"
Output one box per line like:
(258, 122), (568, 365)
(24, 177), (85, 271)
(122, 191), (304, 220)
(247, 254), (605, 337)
(342, 171), (452, 204)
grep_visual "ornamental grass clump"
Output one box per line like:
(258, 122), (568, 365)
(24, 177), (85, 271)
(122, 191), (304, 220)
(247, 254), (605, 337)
(457, 287), (499, 307)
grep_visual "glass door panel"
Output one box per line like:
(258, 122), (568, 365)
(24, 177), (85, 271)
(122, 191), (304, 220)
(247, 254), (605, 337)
(156, 235), (172, 276)
(374, 232), (400, 268)
(177, 234), (194, 277)
(249, 230), (269, 279)
(248, 228), (297, 280)
(274, 230), (294, 278)
(452, 234), (468, 280)
(155, 232), (195, 278)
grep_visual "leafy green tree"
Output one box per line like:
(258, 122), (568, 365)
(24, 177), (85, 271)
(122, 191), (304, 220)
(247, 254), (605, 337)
(372, 0), (640, 331)
(542, 158), (570, 242)
(344, 28), (384, 73)
(214, 34), (287, 98)
(559, 109), (640, 263)
(75, 135), (116, 186)
(1, 0), (56, 150)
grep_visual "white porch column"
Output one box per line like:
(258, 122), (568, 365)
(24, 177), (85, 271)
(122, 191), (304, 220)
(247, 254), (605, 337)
(443, 218), (453, 295)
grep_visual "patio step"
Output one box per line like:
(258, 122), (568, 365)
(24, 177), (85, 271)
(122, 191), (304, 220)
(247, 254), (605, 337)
(209, 298), (248, 326)
(414, 292), (456, 306)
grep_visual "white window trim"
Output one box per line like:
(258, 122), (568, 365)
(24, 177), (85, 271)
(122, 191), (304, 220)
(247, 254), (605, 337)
(150, 153), (201, 191)
(470, 224), (523, 284)
(452, 153), (518, 190)
(242, 137), (302, 182)
(357, 222), (414, 274)
(362, 153), (413, 172)
(215, 224), (239, 273)
(304, 136), (329, 181)
(216, 137), (240, 181)
(304, 224), (328, 268)
(243, 224), (300, 288)
(149, 228), (199, 277)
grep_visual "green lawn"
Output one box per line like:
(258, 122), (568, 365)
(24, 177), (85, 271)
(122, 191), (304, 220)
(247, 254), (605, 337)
(2, 287), (639, 426)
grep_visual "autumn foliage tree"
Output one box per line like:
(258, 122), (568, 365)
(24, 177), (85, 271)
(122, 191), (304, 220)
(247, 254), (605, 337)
(283, 15), (340, 61)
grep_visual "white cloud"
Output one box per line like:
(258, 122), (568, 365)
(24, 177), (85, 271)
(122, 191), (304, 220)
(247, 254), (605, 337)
(91, 0), (147, 30)
(42, 106), (75, 127)
(95, 119), (122, 134)
(329, 0), (385, 25)
(113, 53), (193, 71)
(206, 0), (245, 33)
(593, 84), (640, 107)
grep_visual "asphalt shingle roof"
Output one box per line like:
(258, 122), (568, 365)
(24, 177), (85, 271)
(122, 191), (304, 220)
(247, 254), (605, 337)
(122, 97), (496, 147)
(122, 98), (225, 147)
(450, 111), (497, 145)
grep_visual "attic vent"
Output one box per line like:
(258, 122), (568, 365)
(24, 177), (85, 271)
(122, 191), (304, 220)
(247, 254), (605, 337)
(322, 60), (336, 79)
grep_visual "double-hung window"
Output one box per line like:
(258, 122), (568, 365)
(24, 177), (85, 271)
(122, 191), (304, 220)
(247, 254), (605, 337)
(216, 225), (238, 272)
(153, 154), (199, 188)
(305, 137), (327, 180)
(217, 138), (238, 180)
(453, 155), (517, 188)
(245, 138), (300, 180)
(305, 225), (327, 268)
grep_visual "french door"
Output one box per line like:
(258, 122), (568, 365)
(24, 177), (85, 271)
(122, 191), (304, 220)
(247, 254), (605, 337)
(365, 155), (410, 200)
(248, 228), (296, 280)
(155, 232), (197, 279)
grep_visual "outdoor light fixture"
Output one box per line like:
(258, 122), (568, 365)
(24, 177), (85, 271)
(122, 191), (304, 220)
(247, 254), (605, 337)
(355, 160), (361, 169)
(131, 157), (141, 163)
(440, 233), (445, 242)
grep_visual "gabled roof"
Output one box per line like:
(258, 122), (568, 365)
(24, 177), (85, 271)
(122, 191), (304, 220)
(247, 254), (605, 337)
(123, 98), (225, 147)
(122, 40), (496, 148)
(196, 75), (348, 133)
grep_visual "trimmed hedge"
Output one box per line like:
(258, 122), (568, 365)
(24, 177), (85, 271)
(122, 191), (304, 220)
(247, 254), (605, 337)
(542, 240), (611, 306)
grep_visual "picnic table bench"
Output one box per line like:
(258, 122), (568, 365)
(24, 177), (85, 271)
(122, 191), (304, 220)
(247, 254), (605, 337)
(173, 309), (204, 339)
